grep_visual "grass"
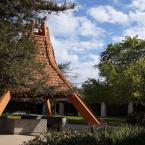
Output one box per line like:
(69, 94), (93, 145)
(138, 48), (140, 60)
(102, 117), (126, 126)
(6, 114), (126, 126)
(53, 115), (126, 126)
(64, 116), (87, 124)
(7, 115), (21, 119)
(52, 115), (87, 124)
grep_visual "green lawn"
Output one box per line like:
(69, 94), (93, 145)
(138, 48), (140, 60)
(54, 115), (126, 126)
(7, 115), (21, 119)
(64, 115), (87, 124)
(102, 117), (126, 126)
(7, 114), (126, 126)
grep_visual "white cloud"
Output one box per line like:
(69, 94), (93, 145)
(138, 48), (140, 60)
(129, 11), (145, 26)
(107, 2), (145, 42)
(87, 4), (145, 27)
(51, 35), (101, 87)
(46, 1), (145, 87)
(48, 11), (105, 38)
(51, 36), (79, 63)
(70, 55), (100, 87)
(47, 10), (104, 86)
(78, 17), (105, 37)
(88, 5), (128, 24)
(51, 34), (104, 62)
(78, 40), (104, 51)
(130, 0), (145, 11)
(48, 12), (79, 37)
(47, 2), (145, 87)
(112, 26), (145, 43)
(124, 26), (145, 39)
(51, 36), (104, 54)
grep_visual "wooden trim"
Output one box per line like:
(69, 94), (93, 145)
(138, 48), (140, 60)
(47, 98), (52, 117)
(0, 91), (11, 115)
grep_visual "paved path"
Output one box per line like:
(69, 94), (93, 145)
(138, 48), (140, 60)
(0, 135), (34, 145)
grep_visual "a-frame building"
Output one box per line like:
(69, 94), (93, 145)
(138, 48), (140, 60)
(0, 22), (101, 126)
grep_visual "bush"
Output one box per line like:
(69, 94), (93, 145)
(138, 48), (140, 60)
(127, 112), (144, 125)
(105, 126), (145, 145)
(22, 126), (145, 145)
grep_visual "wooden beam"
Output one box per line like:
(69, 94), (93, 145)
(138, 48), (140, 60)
(47, 98), (52, 117)
(0, 91), (11, 115)
(68, 93), (101, 126)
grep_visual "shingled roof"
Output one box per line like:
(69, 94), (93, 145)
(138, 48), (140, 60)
(4, 21), (101, 125)
(30, 22), (101, 125)
(33, 22), (71, 91)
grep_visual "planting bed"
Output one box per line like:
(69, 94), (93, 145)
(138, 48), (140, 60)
(0, 114), (67, 135)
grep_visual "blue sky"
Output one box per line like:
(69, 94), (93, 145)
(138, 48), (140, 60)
(47, 0), (145, 87)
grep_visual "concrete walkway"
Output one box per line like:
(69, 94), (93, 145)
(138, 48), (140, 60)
(0, 135), (34, 145)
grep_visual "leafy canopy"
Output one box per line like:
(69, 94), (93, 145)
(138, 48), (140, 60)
(82, 79), (110, 104)
(98, 37), (145, 104)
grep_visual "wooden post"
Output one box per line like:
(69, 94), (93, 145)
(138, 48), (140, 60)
(47, 98), (52, 117)
(128, 101), (134, 114)
(59, 102), (64, 115)
(0, 91), (11, 115)
(101, 102), (107, 117)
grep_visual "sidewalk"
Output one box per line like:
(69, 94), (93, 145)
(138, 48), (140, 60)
(0, 135), (34, 145)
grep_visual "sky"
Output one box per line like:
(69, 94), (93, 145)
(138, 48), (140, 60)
(47, 0), (145, 87)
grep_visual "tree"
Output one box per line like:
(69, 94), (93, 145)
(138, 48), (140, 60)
(82, 79), (110, 104)
(98, 36), (145, 104)
(58, 62), (71, 76)
(0, 0), (75, 96)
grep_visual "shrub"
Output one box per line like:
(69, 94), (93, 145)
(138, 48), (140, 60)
(22, 126), (145, 145)
(127, 112), (144, 125)
(105, 126), (145, 145)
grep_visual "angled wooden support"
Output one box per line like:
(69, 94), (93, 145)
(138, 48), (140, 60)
(47, 98), (52, 117)
(68, 93), (101, 126)
(0, 91), (11, 116)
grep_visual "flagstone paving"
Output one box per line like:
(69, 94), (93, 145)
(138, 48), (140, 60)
(0, 135), (34, 145)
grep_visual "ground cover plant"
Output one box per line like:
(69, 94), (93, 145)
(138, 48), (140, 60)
(22, 126), (145, 145)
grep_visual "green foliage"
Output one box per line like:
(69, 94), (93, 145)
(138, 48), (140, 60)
(106, 126), (145, 145)
(22, 126), (145, 145)
(58, 62), (71, 75)
(0, 0), (75, 21)
(127, 112), (145, 125)
(98, 36), (145, 104)
(104, 117), (126, 126)
(82, 79), (110, 104)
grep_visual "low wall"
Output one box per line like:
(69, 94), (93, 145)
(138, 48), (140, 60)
(0, 115), (67, 135)
(47, 117), (67, 130)
(0, 118), (47, 135)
